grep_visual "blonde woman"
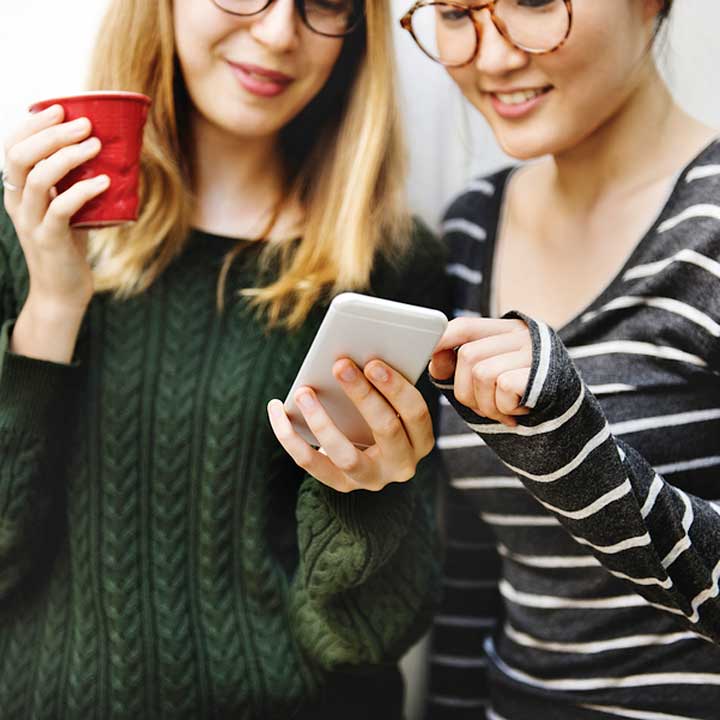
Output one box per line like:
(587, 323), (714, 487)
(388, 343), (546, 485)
(0, 0), (447, 717)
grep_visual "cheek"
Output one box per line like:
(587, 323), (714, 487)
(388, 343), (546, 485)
(173, 0), (227, 82)
(305, 40), (344, 90)
(446, 66), (476, 101)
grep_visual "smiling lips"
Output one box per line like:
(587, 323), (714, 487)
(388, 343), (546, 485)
(487, 85), (553, 119)
(228, 61), (295, 98)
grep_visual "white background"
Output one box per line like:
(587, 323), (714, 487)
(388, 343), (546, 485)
(2, 2), (719, 718)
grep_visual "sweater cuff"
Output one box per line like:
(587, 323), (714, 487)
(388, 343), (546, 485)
(502, 311), (582, 420)
(0, 320), (81, 431)
(318, 480), (417, 539)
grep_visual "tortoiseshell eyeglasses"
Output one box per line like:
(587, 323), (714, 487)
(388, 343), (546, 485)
(400, 0), (573, 68)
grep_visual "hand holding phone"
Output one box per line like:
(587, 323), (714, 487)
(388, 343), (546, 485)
(266, 293), (448, 493)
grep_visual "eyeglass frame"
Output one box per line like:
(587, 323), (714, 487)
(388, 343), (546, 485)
(399, 0), (573, 67)
(211, 0), (365, 38)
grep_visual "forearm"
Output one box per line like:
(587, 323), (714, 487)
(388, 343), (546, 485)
(290, 455), (442, 669)
(0, 320), (80, 600)
(11, 294), (86, 364)
(435, 315), (720, 642)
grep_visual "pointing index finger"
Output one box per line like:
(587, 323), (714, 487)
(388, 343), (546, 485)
(432, 317), (526, 355)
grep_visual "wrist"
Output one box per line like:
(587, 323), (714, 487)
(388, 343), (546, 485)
(10, 295), (88, 363)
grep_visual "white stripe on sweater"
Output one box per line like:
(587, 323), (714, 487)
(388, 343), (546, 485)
(536, 479), (632, 521)
(687, 558), (720, 623)
(656, 455), (720, 475)
(657, 204), (720, 233)
(480, 513), (560, 527)
(640, 475), (665, 519)
(428, 695), (488, 709)
(504, 424), (611, 483)
(568, 341), (707, 368)
(431, 654), (488, 668)
(467, 178), (496, 196)
(467, 386), (585, 436)
(497, 543), (600, 568)
(451, 476), (523, 490)
(580, 703), (703, 720)
(570, 531), (652, 555)
(446, 263), (483, 284)
(504, 623), (700, 655)
(589, 383), (637, 396)
(486, 637), (720, 690)
(487, 710), (510, 720)
(442, 217), (487, 241)
(623, 249), (720, 282)
(525, 321), (552, 409)
(437, 433), (486, 449)
(453, 307), (482, 318)
(499, 580), (649, 609)
(582, 296), (720, 337)
(612, 408), (720, 436)
(608, 568), (673, 589)
(661, 489), (694, 569)
(686, 164), (720, 182)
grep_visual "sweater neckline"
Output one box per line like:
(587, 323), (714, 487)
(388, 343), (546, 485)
(488, 136), (720, 343)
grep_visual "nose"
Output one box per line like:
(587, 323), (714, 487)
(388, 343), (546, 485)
(472, 9), (529, 76)
(250, 0), (300, 51)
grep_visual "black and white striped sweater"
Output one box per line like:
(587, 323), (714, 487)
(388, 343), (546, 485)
(425, 140), (720, 720)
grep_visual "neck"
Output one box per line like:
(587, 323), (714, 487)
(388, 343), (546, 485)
(190, 113), (286, 238)
(549, 62), (708, 212)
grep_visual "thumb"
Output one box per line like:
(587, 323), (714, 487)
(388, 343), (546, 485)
(429, 348), (457, 381)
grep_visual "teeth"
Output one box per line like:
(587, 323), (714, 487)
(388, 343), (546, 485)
(495, 88), (545, 105)
(247, 71), (273, 83)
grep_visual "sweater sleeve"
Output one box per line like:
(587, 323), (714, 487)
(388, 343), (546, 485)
(0, 198), (82, 602)
(432, 312), (720, 644)
(290, 447), (442, 669)
(288, 223), (447, 670)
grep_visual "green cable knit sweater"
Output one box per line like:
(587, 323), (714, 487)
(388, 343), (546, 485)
(0, 198), (447, 720)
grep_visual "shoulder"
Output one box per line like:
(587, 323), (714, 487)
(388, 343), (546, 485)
(644, 139), (720, 261)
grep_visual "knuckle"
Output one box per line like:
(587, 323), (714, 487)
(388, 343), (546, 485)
(295, 448), (316, 471)
(376, 415), (403, 438)
(454, 387), (472, 407)
(406, 403), (431, 428)
(472, 364), (494, 384)
(25, 169), (47, 192)
(46, 198), (71, 222)
(496, 374), (515, 393)
(5, 145), (22, 167)
(457, 344), (472, 366)
(335, 453), (362, 474)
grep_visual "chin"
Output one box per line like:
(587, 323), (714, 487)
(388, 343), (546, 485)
(493, 123), (577, 162)
(494, 131), (551, 162)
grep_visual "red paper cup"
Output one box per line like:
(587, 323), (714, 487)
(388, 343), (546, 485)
(29, 91), (152, 229)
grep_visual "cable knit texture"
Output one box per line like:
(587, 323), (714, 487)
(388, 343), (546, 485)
(0, 190), (446, 720)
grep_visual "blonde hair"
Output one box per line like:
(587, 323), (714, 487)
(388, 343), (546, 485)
(87, 0), (409, 328)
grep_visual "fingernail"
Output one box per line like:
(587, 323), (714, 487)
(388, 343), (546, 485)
(85, 137), (101, 150)
(95, 174), (110, 186)
(367, 364), (389, 383)
(268, 400), (282, 419)
(339, 364), (358, 383)
(296, 392), (316, 410)
(48, 104), (63, 118)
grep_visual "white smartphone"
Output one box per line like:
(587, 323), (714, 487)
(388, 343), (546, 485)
(284, 292), (448, 448)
